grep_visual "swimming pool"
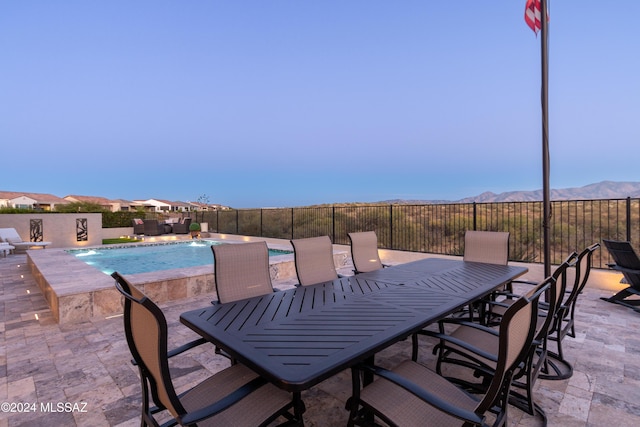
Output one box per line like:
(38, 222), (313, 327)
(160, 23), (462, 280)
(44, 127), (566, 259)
(68, 240), (292, 275)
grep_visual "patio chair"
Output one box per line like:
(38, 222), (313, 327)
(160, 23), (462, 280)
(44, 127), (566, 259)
(462, 230), (510, 322)
(417, 267), (565, 419)
(211, 241), (275, 304)
(602, 239), (640, 313)
(561, 243), (600, 338)
(211, 241), (278, 362)
(172, 217), (192, 234)
(113, 272), (301, 427)
(131, 218), (145, 234)
(143, 219), (165, 236)
(0, 227), (51, 251)
(463, 230), (510, 265)
(483, 251), (577, 322)
(347, 231), (388, 274)
(539, 243), (600, 379)
(290, 236), (340, 286)
(347, 275), (545, 427)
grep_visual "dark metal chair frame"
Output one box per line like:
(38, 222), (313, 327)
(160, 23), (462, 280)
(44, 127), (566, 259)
(602, 239), (640, 313)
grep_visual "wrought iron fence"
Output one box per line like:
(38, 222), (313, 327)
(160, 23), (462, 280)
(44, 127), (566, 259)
(196, 198), (640, 269)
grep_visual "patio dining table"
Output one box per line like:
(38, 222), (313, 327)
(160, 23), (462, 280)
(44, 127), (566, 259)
(180, 258), (527, 393)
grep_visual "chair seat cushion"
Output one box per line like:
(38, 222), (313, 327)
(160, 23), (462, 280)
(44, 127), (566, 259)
(180, 364), (292, 426)
(360, 360), (480, 427)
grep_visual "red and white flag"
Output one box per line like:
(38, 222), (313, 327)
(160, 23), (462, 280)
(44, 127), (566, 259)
(524, 0), (543, 34)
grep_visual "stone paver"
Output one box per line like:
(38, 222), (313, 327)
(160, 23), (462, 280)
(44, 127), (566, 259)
(1, 250), (640, 426)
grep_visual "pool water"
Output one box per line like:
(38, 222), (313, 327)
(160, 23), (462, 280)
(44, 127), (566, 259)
(68, 240), (291, 275)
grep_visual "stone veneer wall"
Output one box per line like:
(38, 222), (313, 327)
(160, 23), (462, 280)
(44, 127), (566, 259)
(0, 213), (103, 248)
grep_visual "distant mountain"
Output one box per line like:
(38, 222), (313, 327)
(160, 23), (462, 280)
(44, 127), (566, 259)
(383, 181), (640, 204)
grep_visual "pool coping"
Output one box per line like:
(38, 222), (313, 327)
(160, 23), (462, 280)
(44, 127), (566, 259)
(26, 236), (348, 324)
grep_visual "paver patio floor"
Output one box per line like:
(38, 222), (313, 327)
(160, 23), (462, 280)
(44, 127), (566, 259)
(1, 251), (639, 426)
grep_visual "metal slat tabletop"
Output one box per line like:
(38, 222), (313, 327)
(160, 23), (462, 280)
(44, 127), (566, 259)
(180, 258), (527, 392)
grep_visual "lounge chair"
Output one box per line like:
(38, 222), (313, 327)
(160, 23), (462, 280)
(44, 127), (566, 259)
(290, 236), (340, 286)
(347, 231), (388, 274)
(347, 275), (546, 427)
(0, 228), (51, 251)
(112, 272), (301, 427)
(602, 239), (640, 313)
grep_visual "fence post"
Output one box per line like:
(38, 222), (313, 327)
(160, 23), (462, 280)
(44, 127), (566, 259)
(389, 205), (393, 249)
(332, 205), (336, 243)
(473, 202), (477, 231)
(627, 197), (632, 242)
(291, 208), (294, 240)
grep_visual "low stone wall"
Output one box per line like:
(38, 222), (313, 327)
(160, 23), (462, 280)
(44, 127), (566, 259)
(25, 236), (344, 324)
(102, 227), (133, 239)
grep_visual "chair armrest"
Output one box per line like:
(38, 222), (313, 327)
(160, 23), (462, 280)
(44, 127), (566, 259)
(419, 329), (499, 364)
(426, 332), (499, 363)
(132, 337), (208, 366)
(436, 318), (501, 336)
(357, 364), (485, 425)
(509, 279), (538, 286)
(608, 263), (640, 275)
(167, 337), (208, 359)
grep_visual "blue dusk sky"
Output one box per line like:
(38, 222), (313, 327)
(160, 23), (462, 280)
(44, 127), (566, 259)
(1, 1), (638, 208)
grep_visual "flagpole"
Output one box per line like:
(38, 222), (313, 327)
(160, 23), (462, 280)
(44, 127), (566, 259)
(540, 0), (551, 277)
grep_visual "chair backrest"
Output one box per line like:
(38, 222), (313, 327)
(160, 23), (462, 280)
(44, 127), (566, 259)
(211, 241), (274, 303)
(113, 272), (187, 420)
(348, 231), (384, 273)
(476, 275), (550, 415)
(603, 239), (640, 288)
(536, 253), (578, 340)
(561, 243), (600, 313)
(291, 236), (338, 286)
(0, 228), (24, 243)
(463, 230), (510, 265)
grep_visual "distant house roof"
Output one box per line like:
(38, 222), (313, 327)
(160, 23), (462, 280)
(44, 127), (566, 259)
(0, 191), (69, 206)
(64, 195), (114, 206)
(1, 190), (229, 210)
